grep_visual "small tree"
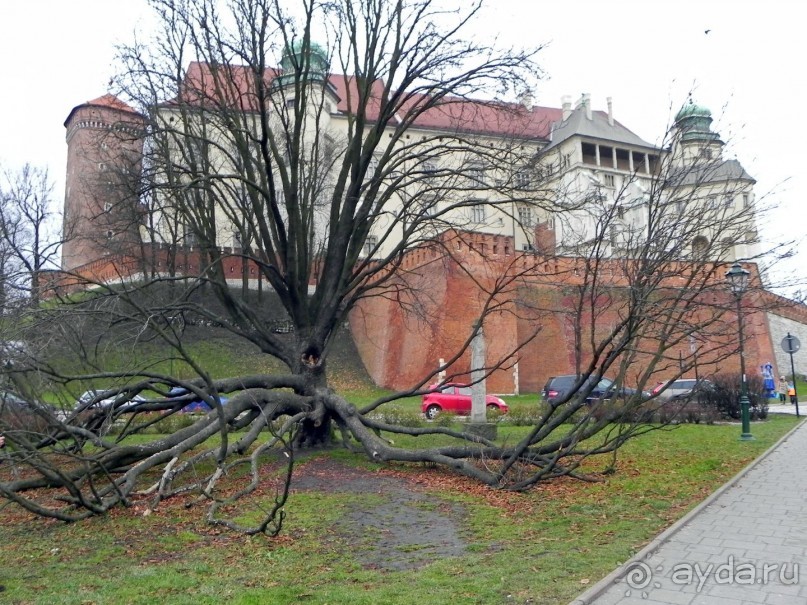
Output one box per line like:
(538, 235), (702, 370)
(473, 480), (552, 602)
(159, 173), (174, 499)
(0, 163), (61, 309)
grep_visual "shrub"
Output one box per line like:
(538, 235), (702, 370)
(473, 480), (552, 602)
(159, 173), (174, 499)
(700, 373), (768, 421)
(434, 411), (458, 427)
(370, 405), (424, 428)
(504, 402), (548, 426)
(129, 411), (197, 434)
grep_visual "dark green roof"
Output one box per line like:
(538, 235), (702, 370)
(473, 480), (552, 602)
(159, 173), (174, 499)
(675, 100), (712, 122)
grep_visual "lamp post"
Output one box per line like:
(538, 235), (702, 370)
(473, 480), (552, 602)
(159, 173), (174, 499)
(726, 262), (753, 441)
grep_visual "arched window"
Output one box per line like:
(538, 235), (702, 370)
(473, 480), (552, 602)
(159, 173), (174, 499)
(692, 235), (710, 258)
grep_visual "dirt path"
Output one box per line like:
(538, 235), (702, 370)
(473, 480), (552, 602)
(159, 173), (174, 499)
(291, 458), (468, 570)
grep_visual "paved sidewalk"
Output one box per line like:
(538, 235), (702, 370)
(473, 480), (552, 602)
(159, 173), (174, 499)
(767, 403), (802, 416)
(571, 417), (807, 605)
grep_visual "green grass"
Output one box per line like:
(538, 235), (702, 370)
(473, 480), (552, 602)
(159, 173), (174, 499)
(0, 414), (800, 604)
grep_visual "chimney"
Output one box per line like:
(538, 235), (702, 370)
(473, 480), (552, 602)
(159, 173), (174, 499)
(607, 97), (614, 126)
(562, 95), (572, 121)
(576, 93), (592, 120)
(519, 89), (534, 112)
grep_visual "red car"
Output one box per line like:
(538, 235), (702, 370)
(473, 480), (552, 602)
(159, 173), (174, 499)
(421, 383), (508, 419)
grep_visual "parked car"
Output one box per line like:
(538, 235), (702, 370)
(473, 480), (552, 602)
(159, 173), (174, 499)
(0, 389), (28, 410)
(651, 378), (712, 402)
(75, 390), (145, 412)
(421, 384), (508, 419)
(1, 389), (62, 430)
(167, 386), (229, 413)
(541, 375), (649, 405)
(663, 379), (714, 402)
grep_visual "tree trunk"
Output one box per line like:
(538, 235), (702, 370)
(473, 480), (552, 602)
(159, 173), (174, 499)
(293, 350), (334, 448)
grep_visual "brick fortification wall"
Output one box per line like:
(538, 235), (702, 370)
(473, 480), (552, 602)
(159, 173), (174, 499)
(45, 231), (804, 395)
(349, 232), (790, 394)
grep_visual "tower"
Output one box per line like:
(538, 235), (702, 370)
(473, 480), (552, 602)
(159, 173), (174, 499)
(62, 94), (145, 271)
(671, 99), (724, 164)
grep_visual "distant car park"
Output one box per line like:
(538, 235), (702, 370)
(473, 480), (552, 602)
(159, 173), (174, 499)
(541, 375), (649, 405)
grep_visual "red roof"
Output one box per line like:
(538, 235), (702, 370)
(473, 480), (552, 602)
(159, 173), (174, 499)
(172, 62), (559, 141)
(86, 94), (139, 114)
(64, 94), (143, 127)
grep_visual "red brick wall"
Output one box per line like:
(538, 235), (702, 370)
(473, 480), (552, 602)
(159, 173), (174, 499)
(45, 232), (802, 396)
(349, 236), (792, 394)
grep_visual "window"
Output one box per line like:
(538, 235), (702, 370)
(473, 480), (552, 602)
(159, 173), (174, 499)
(692, 236), (710, 258)
(470, 205), (486, 223)
(609, 225), (620, 246)
(517, 204), (534, 228)
(363, 235), (378, 257)
(581, 142), (597, 165)
(183, 224), (198, 246)
(707, 196), (718, 210)
(514, 171), (530, 189)
(233, 230), (243, 249)
(560, 153), (571, 170)
(604, 174), (615, 188)
(615, 148), (630, 171)
(365, 154), (380, 180)
(468, 164), (485, 186)
(411, 192), (438, 218)
(724, 195), (734, 208)
(743, 193), (750, 207)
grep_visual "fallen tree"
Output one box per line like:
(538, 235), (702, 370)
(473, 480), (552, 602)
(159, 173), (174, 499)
(0, 0), (780, 534)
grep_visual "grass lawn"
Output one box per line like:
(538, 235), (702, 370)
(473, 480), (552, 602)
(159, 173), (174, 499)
(0, 413), (801, 605)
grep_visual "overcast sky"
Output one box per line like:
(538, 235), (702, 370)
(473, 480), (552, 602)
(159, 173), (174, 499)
(1, 0), (805, 293)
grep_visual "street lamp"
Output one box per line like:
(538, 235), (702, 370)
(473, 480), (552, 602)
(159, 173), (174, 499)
(726, 261), (753, 440)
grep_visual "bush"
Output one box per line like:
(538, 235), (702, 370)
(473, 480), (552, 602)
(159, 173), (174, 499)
(369, 405), (424, 428)
(127, 411), (197, 434)
(700, 373), (768, 421)
(504, 402), (549, 426)
(588, 396), (720, 425)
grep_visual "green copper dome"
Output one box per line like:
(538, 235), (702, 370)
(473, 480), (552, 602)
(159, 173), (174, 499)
(279, 40), (329, 79)
(675, 99), (712, 123)
(674, 99), (720, 144)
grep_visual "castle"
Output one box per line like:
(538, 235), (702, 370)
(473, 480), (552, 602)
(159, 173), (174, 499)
(57, 50), (805, 393)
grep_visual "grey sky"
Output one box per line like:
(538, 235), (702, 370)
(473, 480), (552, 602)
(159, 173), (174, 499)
(1, 0), (804, 291)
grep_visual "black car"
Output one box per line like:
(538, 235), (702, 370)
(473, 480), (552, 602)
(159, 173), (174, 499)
(541, 375), (648, 405)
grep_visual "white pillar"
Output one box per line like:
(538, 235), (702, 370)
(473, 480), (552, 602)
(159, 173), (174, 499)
(470, 327), (487, 423)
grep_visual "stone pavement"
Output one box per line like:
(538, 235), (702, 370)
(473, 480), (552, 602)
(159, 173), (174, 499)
(767, 403), (802, 416)
(571, 414), (807, 605)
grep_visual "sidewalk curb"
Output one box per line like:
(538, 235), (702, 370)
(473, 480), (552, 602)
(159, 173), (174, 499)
(568, 417), (807, 605)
